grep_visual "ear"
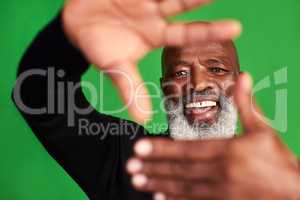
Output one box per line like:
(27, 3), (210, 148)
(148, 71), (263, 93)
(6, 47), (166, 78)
(160, 77), (170, 98)
(160, 77), (165, 92)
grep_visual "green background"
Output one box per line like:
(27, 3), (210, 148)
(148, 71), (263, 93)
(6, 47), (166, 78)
(1, 0), (299, 199)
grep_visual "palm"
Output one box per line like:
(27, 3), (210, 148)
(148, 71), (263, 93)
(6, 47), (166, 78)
(64, 0), (169, 67)
(63, 0), (241, 123)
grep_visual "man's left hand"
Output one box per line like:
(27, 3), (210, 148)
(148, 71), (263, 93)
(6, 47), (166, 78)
(127, 73), (300, 200)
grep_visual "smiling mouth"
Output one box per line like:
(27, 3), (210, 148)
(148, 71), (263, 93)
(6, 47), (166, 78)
(186, 100), (217, 108)
(184, 100), (220, 123)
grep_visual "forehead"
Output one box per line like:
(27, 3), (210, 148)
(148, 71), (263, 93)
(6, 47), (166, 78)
(162, 42), (239, 72)
(173, 43), (227, 57)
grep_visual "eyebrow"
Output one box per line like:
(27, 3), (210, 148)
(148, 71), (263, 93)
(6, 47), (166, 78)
(205, 55), (232, 65)
(170, 60), (194, 68)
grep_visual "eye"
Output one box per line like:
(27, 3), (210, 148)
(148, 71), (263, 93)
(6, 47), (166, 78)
(209, 67), (228, 75)
(175, 70), (190, 78)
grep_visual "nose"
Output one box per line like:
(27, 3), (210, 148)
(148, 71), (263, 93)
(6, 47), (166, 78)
(189, 66), (216, 92)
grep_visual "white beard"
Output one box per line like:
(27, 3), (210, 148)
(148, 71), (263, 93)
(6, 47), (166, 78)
(165, 95), (237, 140)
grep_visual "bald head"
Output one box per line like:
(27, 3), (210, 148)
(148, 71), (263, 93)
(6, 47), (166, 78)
(159, 22), (240, 139)
(160, 38), (240, 129)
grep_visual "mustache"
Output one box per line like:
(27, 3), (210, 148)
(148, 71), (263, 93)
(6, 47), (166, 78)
(181, 89), (219, 104)
(166, 92), (237, 140)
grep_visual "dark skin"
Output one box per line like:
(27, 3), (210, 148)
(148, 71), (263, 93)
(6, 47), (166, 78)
(127, 42), (300, 199)
(62, 0), (300, 199)
(161, 41), (239, 125)
(62, 0), (242, 123)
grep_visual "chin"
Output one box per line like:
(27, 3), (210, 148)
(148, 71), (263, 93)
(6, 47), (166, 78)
(165, 96), (237, 140)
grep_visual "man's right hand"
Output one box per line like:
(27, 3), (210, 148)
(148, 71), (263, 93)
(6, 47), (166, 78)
(62, 0), (242, 123)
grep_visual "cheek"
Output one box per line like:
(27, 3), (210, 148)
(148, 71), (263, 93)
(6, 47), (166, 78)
(162, 80), (187, 100)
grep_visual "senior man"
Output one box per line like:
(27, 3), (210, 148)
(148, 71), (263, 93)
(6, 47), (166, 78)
(13, 0), (300, 199)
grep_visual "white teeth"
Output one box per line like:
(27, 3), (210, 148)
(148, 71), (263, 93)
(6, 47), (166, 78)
(185, 101), (217, 108)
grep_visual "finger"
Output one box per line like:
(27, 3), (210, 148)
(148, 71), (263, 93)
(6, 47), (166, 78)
(158, 0), (212, 17)
(154, 194), (219, 200)
(131, 174), (219, 198)
(234, 72), (267, 132)
(165, 20), (242, 46)
(153, 193), (199, 200)
(105, 63), (152, 124)
(133, 138), (228, 160)
(153, 193), (168, 200)
(127, 158), (222, 181)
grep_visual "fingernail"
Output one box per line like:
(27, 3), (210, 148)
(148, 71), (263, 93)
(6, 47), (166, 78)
(135, 140), (153, 156)
(243, 72), (253, 89)
(240, 72), (253, 93)
(132, 174), (147, 188)
(154, 192), (166, 200)
(214, 20), (242, 38)
(230, 20), (242, 35)
(127, 159), (143, 173)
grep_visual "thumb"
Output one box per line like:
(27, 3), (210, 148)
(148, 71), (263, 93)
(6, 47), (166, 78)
(234, 72), (265, 132)
(105, 62), (152, 124)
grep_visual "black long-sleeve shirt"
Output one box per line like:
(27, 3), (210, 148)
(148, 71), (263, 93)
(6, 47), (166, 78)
(12, 13), (161, 200)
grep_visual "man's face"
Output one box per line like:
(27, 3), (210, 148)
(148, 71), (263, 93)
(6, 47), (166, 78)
(161, 41), (240, 139)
